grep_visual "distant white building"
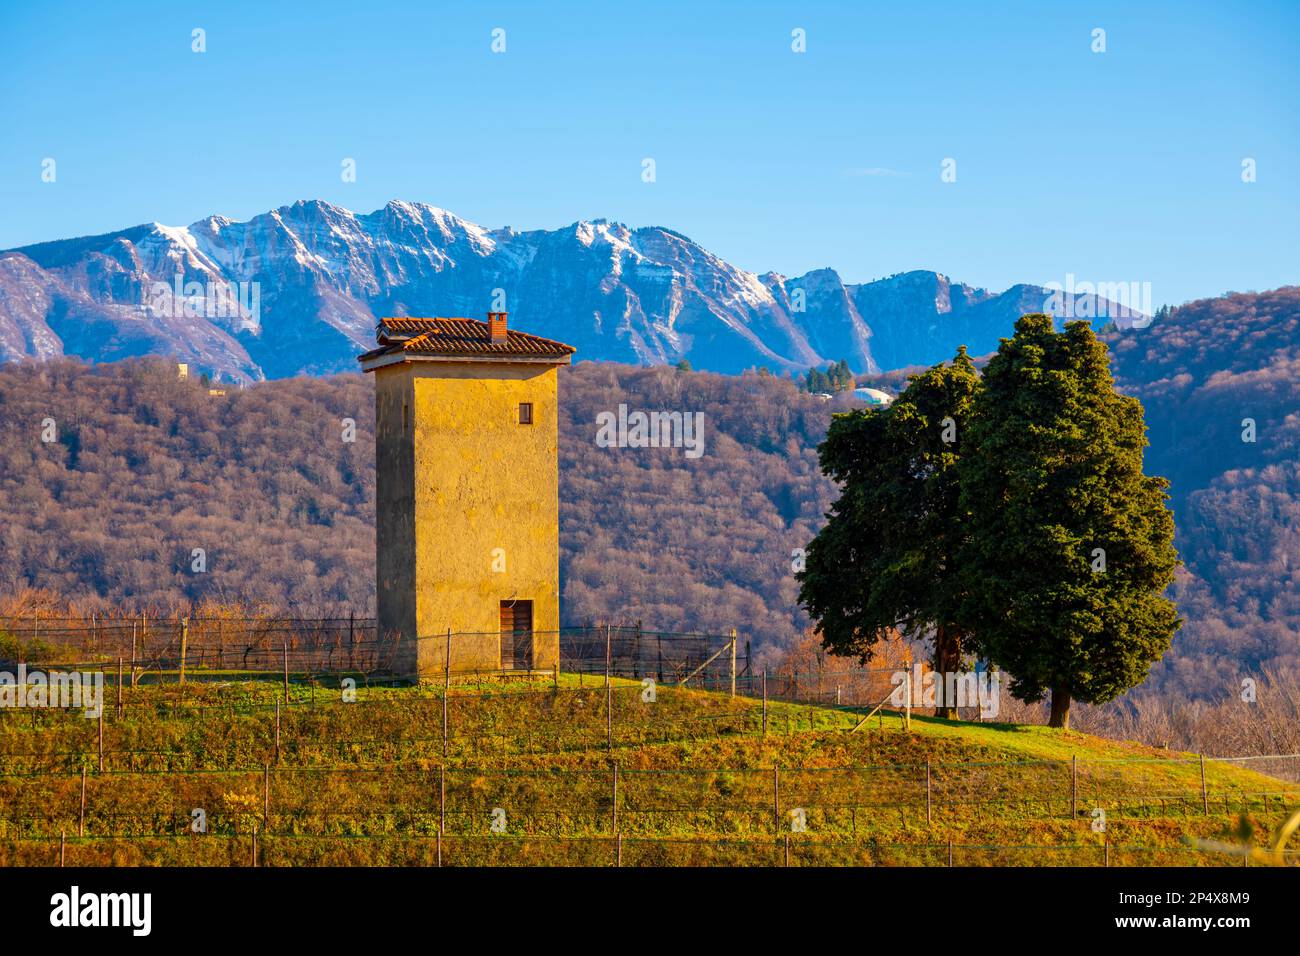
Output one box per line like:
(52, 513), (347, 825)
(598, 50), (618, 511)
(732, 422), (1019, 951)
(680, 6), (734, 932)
(854, 387), (893, 406)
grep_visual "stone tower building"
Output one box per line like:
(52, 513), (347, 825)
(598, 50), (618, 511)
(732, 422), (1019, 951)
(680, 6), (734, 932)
(359, 313), (576, 680)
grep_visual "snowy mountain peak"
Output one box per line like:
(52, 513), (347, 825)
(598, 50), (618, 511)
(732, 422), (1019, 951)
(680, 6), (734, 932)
(0, 200), (1144, 383)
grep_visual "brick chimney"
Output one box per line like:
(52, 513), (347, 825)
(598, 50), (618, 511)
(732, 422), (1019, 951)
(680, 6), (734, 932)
(486, 312), (508, 343)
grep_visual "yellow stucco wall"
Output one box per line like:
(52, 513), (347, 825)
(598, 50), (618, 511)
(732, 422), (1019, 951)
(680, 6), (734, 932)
(373, 359), (562, 679)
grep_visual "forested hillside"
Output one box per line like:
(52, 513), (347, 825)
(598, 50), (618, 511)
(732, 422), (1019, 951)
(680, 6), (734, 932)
(558, 364), (836, 647)
(0, 357), (841, 658)
(1103, 286), (1300, 696)
(1, 288), (1298, 697)
(0, 360), (376, 608)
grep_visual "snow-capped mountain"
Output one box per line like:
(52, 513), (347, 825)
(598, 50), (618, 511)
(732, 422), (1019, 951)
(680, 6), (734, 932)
(0, 199), (1143, 382)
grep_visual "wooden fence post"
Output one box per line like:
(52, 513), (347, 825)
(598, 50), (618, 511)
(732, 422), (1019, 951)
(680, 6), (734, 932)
(605, 624), (612, 688)
(79, 768), (86, 837)
(263, 764), (270, 832)
(616, 832), (622, 868)
(612, 763), (619, 834)
(443, 629), (451, 758)
(98, 711), (104, 772)
(437, 829), (442, 867)
(60, 831), (66, 867)
(1071, 755), (1078, 819)
(439, 765), (446, 834)
(130, 623), (138, 689)
(116, 658), (123, 717)
(729, 628), (737, 697)
(903, 664), (912, 730)
(773, 766), (780, 834)
(348, 610), (358, 672)
(274, 696), (281, 764)
(1200, 754), (1209, 815)
(926, 757), (932, 824)
(606, 675), (613, 752)
(179, 617), (188, 686)
(947, 837), (953, 867)
(632, 621), (642, 680)
(762, 670), (768, 736)
(282, 641), (289, 697)
(784, 834), (791, 867)
(252, 827), (258, 868)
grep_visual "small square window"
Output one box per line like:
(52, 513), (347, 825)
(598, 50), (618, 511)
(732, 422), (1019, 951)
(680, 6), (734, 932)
(518, 402), (533, 425)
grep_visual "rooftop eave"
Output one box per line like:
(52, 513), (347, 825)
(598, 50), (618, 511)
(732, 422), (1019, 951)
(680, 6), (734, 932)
(359, 351), (574, 373)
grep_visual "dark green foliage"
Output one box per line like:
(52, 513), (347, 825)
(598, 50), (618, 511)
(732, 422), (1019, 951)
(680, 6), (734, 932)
(804, 359), (855, 394)
(959, 316), (1181, 726)
(0, 630), (59, 662)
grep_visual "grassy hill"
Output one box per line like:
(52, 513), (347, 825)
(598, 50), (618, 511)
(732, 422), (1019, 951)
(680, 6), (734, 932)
(1, 675), (1295, 867)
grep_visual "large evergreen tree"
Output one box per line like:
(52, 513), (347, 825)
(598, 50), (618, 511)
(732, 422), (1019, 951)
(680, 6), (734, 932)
(797, 348), (980, 717)
(959, 315), (1180, 728)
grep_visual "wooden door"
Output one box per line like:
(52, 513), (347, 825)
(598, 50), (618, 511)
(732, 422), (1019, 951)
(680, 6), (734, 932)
(499, 600), (533, 670)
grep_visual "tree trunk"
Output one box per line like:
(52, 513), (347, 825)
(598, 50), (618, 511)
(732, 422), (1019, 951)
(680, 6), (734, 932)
(1049, 686), (1072, 729)
(932, 625), (962, 720)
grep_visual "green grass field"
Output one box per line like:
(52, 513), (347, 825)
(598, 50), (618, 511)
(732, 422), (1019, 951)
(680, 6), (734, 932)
(0, 674), (1295, 866)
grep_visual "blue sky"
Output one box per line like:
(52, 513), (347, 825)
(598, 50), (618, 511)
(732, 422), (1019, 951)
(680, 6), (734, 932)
(1, 0), (1295, 306)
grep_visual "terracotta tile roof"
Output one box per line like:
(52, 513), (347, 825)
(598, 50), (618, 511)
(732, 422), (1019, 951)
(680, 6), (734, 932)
(358, 317), (576, 365)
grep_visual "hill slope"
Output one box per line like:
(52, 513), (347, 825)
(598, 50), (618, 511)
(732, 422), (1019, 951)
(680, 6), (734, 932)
(0, 677), (1293, 866)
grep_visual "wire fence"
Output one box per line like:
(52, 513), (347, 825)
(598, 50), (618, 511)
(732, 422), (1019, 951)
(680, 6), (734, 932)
(0, 755), (1296, 867)
(0, 681), (1297, 867)
(3, 616), (1297, 867)
(0, 665), (979, 769)
(2, 760), (1297, 833)
(1216, 754), (1300, 784)
(1, 617), (765, 690)
(2, 616), (943, 723)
